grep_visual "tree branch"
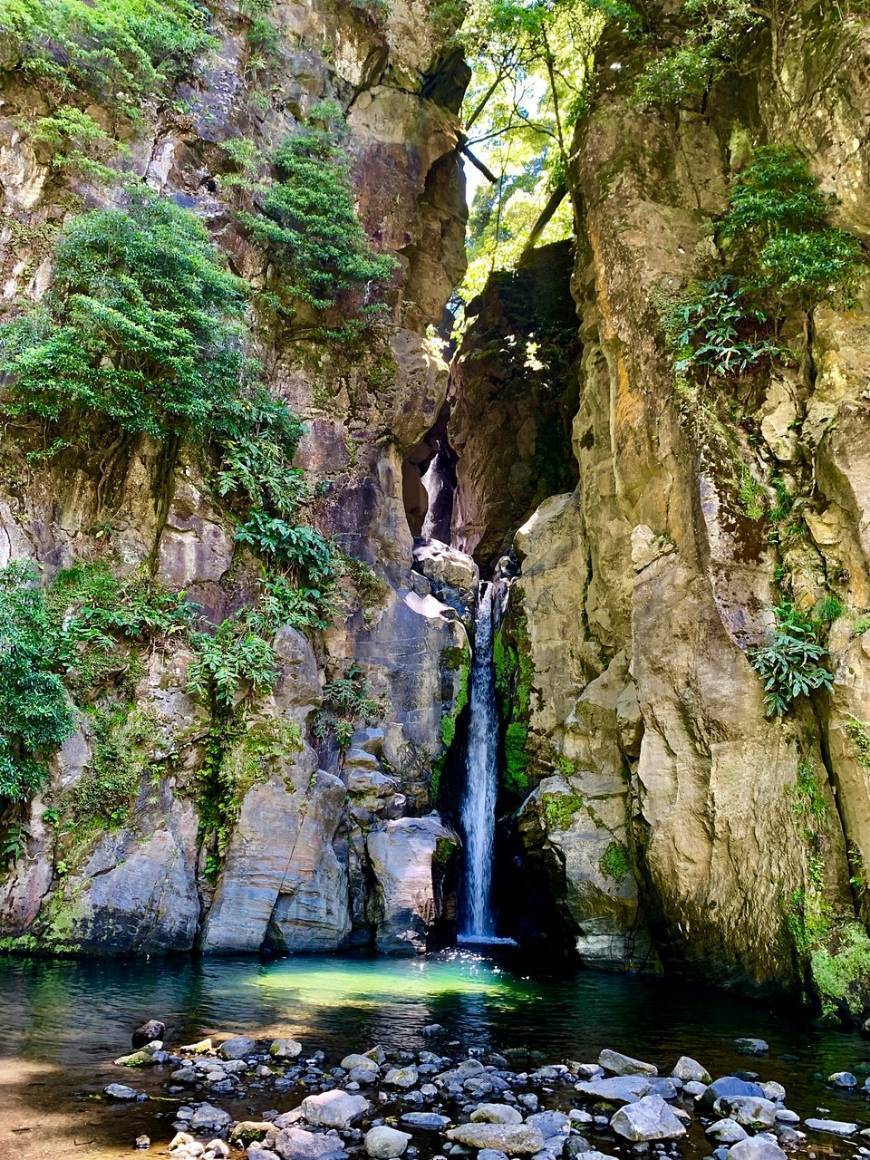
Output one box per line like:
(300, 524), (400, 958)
(520, 182), (569, 258)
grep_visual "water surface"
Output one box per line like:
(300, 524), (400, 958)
(2, 951), (868, 1159)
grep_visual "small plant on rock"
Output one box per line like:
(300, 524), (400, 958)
(749, 603), (834, 717)
(312, 663), (384, 753)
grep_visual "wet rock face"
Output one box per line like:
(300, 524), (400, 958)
(0, 0), (470, 957)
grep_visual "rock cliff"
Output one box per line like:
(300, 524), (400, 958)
(0, 0), (469, 956)
(451, 2), (870, 1007)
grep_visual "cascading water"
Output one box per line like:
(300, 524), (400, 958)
(459, 581), (501, 942)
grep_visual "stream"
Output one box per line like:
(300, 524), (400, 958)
(2, 951), (869, 1160)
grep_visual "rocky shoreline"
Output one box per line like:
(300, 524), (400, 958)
(101, 1026), (870, 1160)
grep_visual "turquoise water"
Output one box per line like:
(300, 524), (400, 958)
(1, 951), (869, 1159)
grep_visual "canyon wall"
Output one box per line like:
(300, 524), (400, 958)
(0, 0), (471, 956)
(451, 3), (869, 999)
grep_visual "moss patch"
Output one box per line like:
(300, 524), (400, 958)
(599, 839), (631, 885)
(542, 791), (584, 831)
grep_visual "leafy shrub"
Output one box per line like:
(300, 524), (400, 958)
(312, 663), (384, 752)
(665, 276), (788, 379)
(721, 147), (864, 310)
(239, 102), (396, 332)
(47, 562), (194, 691)
(0, 562), (75, 804)
(633, 0), (759, 109)
(188, 619), (278, 710)
(0, 0), (212, 113)
(30, 106), (122, 181)
(811, 922), (870, 1018)
(235, 514), (337, 588)
(0, 188), (249, 444)
(749, 603), (834, 717)
(665, 148), (864, 385)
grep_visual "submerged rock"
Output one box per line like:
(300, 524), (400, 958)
(734, 1039), (768, 1056)
(104, 1083), (140, 1101)
(400, 1113), (452, 1131)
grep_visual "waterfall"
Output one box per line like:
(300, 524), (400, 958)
(459, 581), (500, 941)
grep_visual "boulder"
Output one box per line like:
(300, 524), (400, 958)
(270, 1039), (302, 1060)
(726, 1138), (787, 1160)
(400, 1112), (452, 1131)
(827, 1071), (857, 1088)
(301, 1090), (370, 1129)
(706, 1119), (749, 1144)
(133, 1019), (166, 1047)
(272, 1128), (348, 1160)
(366, 816), (459, 954)
(341, 1053), (380, 1074)
(609, 1096), (687, 1142)
(526, 1111), (568, 1138)
(671, 1056), (710, 1084)
(190, 1105), (232, 1133)
(471, 1105), (524, 1125)
(446, 1124), (546, 1154)
(700, 1077), (765, 1111)
(598, 1049), (657, 1077)
(384, 1064), (418, 1089)
(220, 1036), (257, 1060)
(248, 1148), (281, 1160)
(364, 1127), (411, 1159)
(104, 1083), (139, 1101)
(716, 1097), (777, 1129)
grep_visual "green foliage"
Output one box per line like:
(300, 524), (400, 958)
(815, 594), (844, 624)
(0, 0), (212, 113)
(30, 106), (122, 181)
(47, 562), (193, 692)
(737, 464), (765, 521)
(239, 103), (395, 333)
(235, 513), (337, 587)
(749, 603), (833, 717)
(69, 707), (158, 827)
(1, 822), (30, 868)
(664, 276), (788, 380)
(0, 188), (249, 444)
(787, 759), (828, 833)
(312, 663), (384, 753)
(845, 716), (870, 770)
(542, 790), (584, 831)
(811, 923), (870, 1018)
(197, 717), (302, 863)
(721, 147), (865, 310)
(0, 562), (75, 804)
(664, 148), (864, 386)
(188, 618), (278, 711)
(503, 721), (530, 794)
(633, 0), (758, 110)
(440, 649), (470, 749)
(599, 839), (630, 884)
